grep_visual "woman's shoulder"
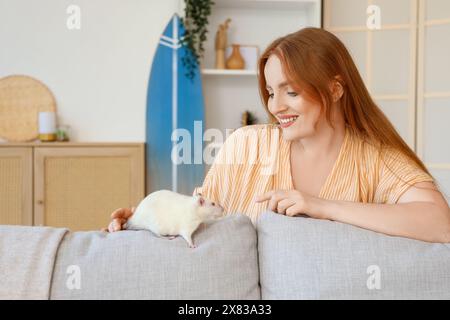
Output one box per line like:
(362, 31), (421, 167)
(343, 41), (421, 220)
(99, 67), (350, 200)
(348, 129), (425, 175)
(347, 127), (392, 160)
(219, 123), (283, 165)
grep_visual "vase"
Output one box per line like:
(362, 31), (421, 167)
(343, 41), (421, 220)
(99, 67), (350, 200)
(215, 49), (226, 69)
(226, 44), (245, 70)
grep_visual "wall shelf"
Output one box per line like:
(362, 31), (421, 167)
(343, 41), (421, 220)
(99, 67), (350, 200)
(201, 69), (257, 76)
(179, 0), (322, 136)
(213, 0), (319, 10)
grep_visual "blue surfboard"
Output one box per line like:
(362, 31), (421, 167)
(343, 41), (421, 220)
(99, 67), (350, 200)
(146, 14), (205, 195)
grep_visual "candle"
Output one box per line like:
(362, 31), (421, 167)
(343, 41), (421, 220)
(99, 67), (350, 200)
(38, 111), (57, 142)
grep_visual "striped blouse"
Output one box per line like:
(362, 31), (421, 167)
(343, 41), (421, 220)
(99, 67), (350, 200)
(193, 124), (434, 224)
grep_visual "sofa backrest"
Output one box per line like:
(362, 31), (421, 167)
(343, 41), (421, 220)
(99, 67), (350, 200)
(49, 211), (450, 300)
(50, 214), (260, 300)
(256, 211), (450, 299)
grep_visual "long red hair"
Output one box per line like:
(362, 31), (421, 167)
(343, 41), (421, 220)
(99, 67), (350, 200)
(257, 27), (433, 179)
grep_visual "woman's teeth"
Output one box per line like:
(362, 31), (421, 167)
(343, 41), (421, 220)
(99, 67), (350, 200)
(279, 116), (298, 124)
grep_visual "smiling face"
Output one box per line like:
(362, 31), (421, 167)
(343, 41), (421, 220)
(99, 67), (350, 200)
(264, 54), (325, 141)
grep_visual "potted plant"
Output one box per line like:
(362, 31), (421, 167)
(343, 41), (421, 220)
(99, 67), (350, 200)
(181, 0), (215, 80)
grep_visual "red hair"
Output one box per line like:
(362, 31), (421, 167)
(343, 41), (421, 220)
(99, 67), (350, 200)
(258, 27), (433, 179)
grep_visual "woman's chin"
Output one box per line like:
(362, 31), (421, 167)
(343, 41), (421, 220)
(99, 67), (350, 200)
(280, 126), (304, 141)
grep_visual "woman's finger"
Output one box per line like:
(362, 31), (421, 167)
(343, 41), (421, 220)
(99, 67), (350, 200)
(254, 190), (276, 203)
(277, 198), (296, 215)
(286, 203), (304, 217)
(268, 193), (281, 212)
(111, 207), (134, 219)
(110, 208), (125, 219)
(122, 208), (134, 219)
(112, 219), (123, 232)
(108, 221), (115, 233)
(120, 218), (128, 229)
(268, 192), (289, 212)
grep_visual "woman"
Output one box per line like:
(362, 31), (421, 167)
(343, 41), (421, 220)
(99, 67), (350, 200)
(107, 28), (450, 243)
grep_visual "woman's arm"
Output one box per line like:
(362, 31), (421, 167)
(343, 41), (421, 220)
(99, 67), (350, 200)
(314, 181), (450, 243)
(255, 182), (450, 243)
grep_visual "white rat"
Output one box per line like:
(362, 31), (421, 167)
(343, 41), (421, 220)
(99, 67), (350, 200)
(125, 189), (224, 248)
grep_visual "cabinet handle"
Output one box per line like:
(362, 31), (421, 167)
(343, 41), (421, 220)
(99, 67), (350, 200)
(37, 200), (44, 205)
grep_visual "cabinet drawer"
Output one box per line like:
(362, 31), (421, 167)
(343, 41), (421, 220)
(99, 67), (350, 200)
(34, 146), (144, 231)
(0, 148), (32, 225)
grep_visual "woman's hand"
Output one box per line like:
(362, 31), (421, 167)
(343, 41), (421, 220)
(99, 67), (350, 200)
(254, 189), (326, 219)
(101, 207), (135, 232)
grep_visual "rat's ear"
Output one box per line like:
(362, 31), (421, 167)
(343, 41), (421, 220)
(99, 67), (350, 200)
(197, 196), (205, 206)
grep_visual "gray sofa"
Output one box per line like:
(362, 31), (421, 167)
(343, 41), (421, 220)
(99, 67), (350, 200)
(2, 212), (450, 299)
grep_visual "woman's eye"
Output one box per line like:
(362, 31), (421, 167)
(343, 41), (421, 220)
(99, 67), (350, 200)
(268, 92), (297, 99)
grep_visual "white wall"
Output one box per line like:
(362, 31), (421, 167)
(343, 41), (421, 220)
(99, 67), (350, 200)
(0, 0), (179, 142)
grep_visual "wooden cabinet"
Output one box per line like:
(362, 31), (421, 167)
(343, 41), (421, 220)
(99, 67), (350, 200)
(0, 143), (144, 231)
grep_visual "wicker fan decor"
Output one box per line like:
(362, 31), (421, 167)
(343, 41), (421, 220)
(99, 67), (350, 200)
(0, 75), (57, 142)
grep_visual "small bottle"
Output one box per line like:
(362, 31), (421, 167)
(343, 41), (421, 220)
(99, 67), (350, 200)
(56, 125), (70, 142)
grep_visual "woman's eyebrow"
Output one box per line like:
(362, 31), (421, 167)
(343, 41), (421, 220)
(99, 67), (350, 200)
(266, 81), (289, 90)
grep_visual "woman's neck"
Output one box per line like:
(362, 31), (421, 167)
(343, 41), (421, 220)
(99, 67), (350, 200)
(291, 120), (346, 160)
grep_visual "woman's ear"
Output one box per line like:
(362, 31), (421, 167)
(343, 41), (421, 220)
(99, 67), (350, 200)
(331, 76), (345, 102)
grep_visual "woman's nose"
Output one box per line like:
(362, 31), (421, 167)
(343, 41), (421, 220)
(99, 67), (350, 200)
(270, 97), (288, 114)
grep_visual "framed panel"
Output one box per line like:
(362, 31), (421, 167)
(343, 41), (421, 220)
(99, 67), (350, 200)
(422, 98), (450, 163)
(417, 0), (450, 165)
(425, 0), (450, 20)
(375, 100), (411, 147)
(34, 146), (144, 231)
(424, 24), (450, 93)
(334, 31), (368, 82)
(327, 0), (368, 28)
(372, 0), (412, 25)
(429, 168), (450, 204)
(0, 147), (33, 225)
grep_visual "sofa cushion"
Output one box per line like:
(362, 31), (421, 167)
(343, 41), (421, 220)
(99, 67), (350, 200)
(257, 211), (450, 299)
(50, 214), (260, 299)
